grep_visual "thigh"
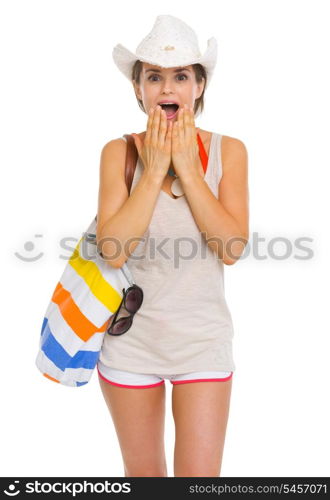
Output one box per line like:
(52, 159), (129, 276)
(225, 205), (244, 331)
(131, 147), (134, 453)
(172, 377), (233, 477)
(98, 372), (167, 477)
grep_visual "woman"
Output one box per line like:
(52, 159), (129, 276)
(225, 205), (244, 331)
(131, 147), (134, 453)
(96, 15), (249, 477)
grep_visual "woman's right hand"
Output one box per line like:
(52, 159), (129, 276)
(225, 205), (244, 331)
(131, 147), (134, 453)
(132, 105), (172, 181)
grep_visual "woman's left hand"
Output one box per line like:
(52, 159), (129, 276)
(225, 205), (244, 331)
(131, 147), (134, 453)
(171, 104), (201, 180)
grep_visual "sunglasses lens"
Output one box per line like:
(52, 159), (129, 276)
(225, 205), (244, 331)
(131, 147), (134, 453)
(125, 287), (143, 313)
(107, 285), (143, 336)
(108, 316), (132, 335)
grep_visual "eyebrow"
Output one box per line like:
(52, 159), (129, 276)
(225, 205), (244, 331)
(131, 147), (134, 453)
(145, 68), (191, 74)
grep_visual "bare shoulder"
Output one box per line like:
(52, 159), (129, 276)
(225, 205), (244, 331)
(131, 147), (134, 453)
(100, 136), (127, 176)
(101, 136), (127, 159)
(220, 135), (248, 174)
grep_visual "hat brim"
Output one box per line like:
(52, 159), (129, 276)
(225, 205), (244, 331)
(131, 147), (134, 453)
(112, 37), (217, 90)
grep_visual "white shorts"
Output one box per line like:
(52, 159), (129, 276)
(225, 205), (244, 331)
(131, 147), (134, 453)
(97, 359), (233, 389)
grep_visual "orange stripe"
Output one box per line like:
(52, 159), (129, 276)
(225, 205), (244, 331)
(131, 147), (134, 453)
(51, 282), (109, 341)
(43, 373), (60, 383)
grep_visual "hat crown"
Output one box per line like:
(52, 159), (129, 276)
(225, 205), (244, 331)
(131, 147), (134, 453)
(112, 14), (218, 107)
(136, 15), (202, 67)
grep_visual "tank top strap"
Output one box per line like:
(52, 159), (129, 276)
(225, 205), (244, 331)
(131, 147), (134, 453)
(213, 133), (223, 185)
(204, 132), (223, 197)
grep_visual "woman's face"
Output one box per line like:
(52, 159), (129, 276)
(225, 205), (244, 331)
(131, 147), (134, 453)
(133, 62), (205, 122)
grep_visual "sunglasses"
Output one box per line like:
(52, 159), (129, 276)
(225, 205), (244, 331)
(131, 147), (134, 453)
(106, 284), (144, 336)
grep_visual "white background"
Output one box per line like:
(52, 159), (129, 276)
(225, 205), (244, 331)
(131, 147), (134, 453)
(1, 0), (329, 477)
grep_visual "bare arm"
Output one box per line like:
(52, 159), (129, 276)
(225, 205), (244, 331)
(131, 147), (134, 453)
(180, 136), (249, 265)
(97, 142), (163, 267)
(96, 106), (172, 268)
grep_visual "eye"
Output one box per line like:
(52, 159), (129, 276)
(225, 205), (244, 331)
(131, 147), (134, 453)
(147, 73), (188, 82)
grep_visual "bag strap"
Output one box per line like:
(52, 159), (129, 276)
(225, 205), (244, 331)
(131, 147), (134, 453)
(123, 134), (138, 194)
(94, 134), (138, 224)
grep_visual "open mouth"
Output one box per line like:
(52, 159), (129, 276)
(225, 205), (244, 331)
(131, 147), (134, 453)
(159, 103), (179, 119)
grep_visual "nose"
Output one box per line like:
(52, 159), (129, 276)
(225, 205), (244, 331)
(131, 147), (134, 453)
(160, 77), (175, 94)
(162, 87), (174, 97)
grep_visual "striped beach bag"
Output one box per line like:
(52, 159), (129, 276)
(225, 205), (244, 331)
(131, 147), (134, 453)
(35, 134), (138, 387)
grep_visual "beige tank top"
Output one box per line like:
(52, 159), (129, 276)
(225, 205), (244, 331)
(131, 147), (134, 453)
(99, 132), (236, 374)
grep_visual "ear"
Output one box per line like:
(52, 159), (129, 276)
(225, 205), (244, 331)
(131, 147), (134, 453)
(196, 77), (205, 100)
(132, 80), (142, 101)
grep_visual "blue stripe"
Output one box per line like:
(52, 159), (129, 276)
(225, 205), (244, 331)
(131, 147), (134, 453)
(40, 317), (100, 371)
(41, 316), (48, 336)
(68, 349), (100, 369)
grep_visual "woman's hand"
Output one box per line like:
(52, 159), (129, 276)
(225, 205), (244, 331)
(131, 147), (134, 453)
(132, 105), (172, 182)
(171, 104), (201, 181)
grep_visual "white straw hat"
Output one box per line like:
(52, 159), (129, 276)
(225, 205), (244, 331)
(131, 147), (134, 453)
(112, 14), (218, 92)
